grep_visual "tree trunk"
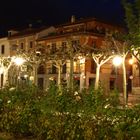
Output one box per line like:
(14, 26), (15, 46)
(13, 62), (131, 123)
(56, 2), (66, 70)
(3, 69), (8, 86)
(69, 58), (74, 89)
(138, 64), (140, 86)
(80, 72), (85, 92)
(122, 56), (127, 105)
(58, 65), (61, 86)
(34, 65), (38, 86)
(95, 65), (100, 90)
(57, 65), (62, 93)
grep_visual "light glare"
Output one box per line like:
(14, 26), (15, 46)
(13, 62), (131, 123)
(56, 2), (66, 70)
(129, 59), (134, 65)
(13, 57), (25, 66)
(113, 56), (122, 66)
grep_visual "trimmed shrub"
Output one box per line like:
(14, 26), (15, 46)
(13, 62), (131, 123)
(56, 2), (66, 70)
(0, 84), (139, 139)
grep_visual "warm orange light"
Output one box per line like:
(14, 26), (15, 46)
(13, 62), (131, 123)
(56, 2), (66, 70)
(129, 59), (134, 65)
(13, 57), (25, 66)
(113, 56), (122, 66)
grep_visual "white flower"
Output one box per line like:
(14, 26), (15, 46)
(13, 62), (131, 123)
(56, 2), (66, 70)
(106, 98), (109, 101)
(74, 91), (78, 96)
(9, 87), (15, 91)
(76, 96), (81, 101)
(7, 100), (11, 104)
(104, 104), (110, 109)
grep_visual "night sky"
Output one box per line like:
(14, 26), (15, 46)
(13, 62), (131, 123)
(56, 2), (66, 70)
(0, 0), (125, 36)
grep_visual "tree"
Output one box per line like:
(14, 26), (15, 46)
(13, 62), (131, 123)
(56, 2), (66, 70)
(123, 0), (140, 54)
(112, 38), (130, 105)
(66, 37), (86, 90)
(91, 37), (115, 90)
(0, 56), (12, 86)
(123, 0), (140, 86)
(92, 53), (113, 90)
(47, 51), (67, 92)
(10, 49), (45, 87)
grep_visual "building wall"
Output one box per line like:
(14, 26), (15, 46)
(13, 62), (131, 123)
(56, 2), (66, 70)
(6, 18), (126, 92)
(9, 35), (36, 56)
(0, 37), (10, 57)
(8, 26), (56, 88)
(37, 18), (124, 92)
(0, 37), (10, 87)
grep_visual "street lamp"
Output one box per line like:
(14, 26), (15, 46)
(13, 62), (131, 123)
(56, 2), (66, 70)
(12, 57), (26, 87)
(113, 56), (122, 66)
(113, 56), (122, 89)
(129, 58), (134, 65)
(13, 57), (25, 66)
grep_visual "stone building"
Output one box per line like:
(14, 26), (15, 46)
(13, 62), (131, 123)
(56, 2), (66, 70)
(36, 17), (125, 93)
(0, 37), (10, 87)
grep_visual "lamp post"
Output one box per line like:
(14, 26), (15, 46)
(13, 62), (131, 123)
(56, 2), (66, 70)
(12, 57), (25, 87)
(112, 56), (122, 89)
(13, 57), (25, 66)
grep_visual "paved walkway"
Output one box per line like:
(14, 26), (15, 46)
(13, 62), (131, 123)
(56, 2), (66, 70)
(119, 92), (140, 107)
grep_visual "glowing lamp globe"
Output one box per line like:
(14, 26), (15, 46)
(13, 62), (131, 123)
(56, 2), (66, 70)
(129, 59), (134, 65)
(14, 57), (25, 66)
(113, 56), (122, 66)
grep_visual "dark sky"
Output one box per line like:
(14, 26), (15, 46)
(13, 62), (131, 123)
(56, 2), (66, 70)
(0, 0), (125, 36)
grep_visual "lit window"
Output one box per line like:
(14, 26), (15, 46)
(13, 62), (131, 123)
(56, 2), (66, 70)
(74, 61), (80, 73)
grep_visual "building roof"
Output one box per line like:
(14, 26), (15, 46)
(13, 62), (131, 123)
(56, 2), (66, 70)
(8, 17), (125, 40)
(8, 26), (49, 39)
(55, 17), (124, 30)
(37, 17), (124, 41)
(37, 31), (104, 41)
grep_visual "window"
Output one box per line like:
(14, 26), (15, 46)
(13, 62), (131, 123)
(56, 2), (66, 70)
(29, 41), (33, 48)
(52, 65), (57, 74)
(46, 45), (51, 54)
(47, 62), (57, 74)
(37, 65), (45, 74)
(62, 42), (67, 47)
(89, 78), (95, 87)
(21, 43), (24, 49)
(110, 79), (115, 90)
(66, 60), (70, 73)
(91, 59), (96, 73)
(51, 43), (56, 53)
(1, 45), (5, 54)
(62, 64), (66, 73)
(74, 61), (80, 73)
(61, 42), (67, 52)
(71, 40), (80, 52)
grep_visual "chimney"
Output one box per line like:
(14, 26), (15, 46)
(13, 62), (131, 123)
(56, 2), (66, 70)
(71, 15), (76, 23)
(29, 24), (32, 28)
(8, 30), (18, 37)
